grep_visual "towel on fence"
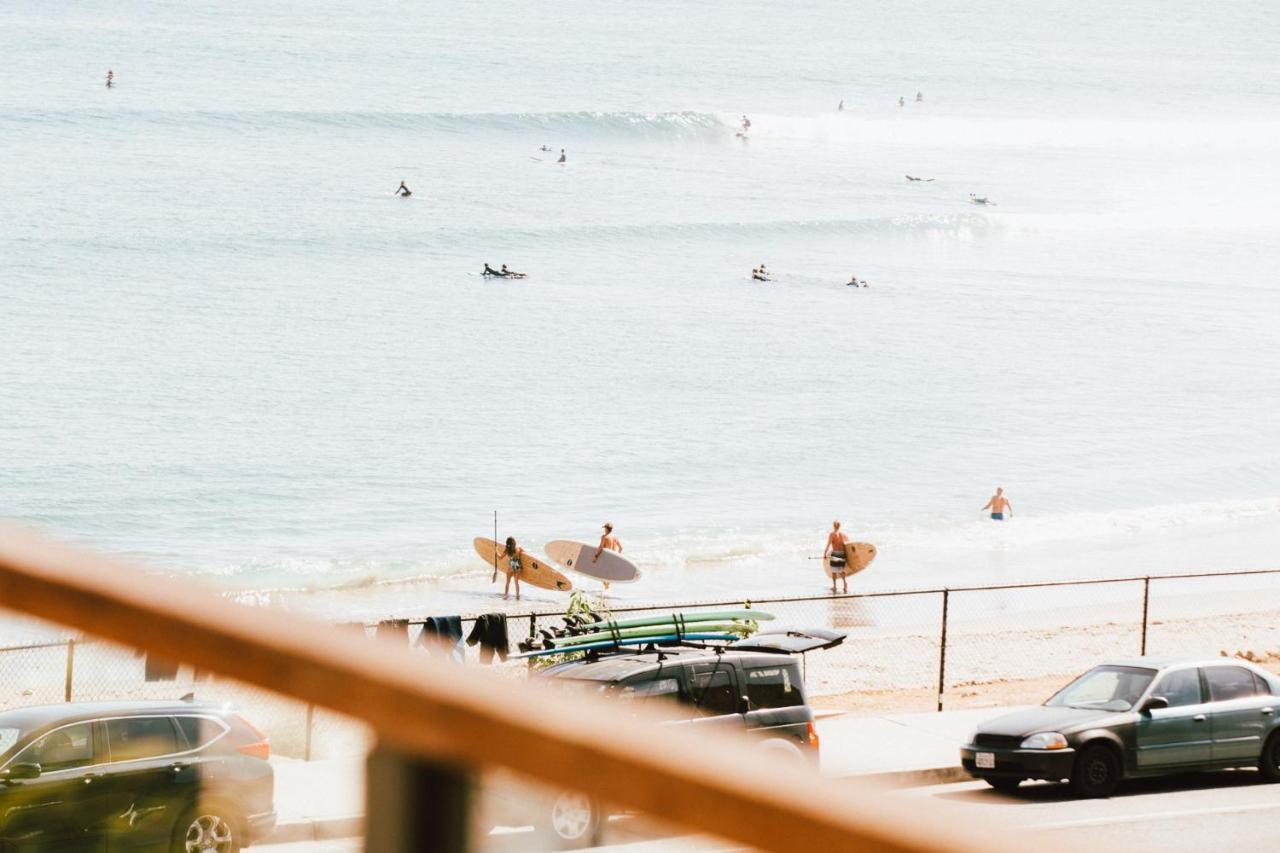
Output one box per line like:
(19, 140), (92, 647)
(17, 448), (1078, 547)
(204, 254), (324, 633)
(144, 653), (180, 682)
(376, 619), (410, 644)
(466, 613), (509, 664)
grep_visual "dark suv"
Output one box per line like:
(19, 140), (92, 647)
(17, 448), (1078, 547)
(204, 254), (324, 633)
(491, 644), (822, 848)
(0, 700), (275, 852)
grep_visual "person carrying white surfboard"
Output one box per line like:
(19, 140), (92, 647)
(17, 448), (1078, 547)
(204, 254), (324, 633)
(502, 536), (525, 600)
(823, 520), (850, 594)
(593, 522), (622, 563)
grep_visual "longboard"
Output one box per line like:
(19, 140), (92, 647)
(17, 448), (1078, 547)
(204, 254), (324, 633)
(550, 622), (741, 647)
(473, 537), (572, 593)
(544, 540), (641, 583)
(824, 541), (877, 579)
(577, 609), (774, 633)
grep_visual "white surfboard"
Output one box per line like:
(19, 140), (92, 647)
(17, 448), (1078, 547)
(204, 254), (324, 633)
(544, 540), (641, 583)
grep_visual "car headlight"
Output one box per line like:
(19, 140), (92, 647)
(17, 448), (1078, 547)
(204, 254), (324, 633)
(1020, 732), (1069, 750)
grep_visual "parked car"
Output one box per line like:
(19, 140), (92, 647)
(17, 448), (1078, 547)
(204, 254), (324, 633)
(961, 657), (1280, 797)
(482, 633), (837, 848)
(0, 700), (275, 852)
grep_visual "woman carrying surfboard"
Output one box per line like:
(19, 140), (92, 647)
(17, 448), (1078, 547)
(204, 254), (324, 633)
(503, 536), (524, 600)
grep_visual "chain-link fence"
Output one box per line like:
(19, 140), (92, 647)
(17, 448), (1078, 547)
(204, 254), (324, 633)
(2, 568), (1277, 759)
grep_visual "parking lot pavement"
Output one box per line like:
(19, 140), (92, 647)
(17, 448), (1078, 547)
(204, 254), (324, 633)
(895, 769), (1280, 850)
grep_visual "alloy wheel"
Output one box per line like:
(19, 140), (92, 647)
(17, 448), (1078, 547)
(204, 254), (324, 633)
(550, 791), (595, 841)
(184, 814), (235, 853)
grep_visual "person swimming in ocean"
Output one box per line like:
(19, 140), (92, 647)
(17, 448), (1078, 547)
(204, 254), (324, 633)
(106, 70), (114, 88)
(916, 91), (923, 103)
(558, 148), (566, 164)
(483, 263), (502, 276)
(396, 181), (412, 197)
(906, 175), (935, 182)
(740, 114), (752, 131)
(500, 264), (527, 279)
(540, 145), (552, 152)
(752, 263), (770, 282)
(969, 193), (995, 205)
(847, 274), (866, 287)
(898, 96), (905, 107)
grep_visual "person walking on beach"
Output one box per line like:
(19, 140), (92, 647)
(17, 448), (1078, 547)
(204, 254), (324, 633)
(502, 536), (525, 600)
(823, 520), (850, 593)
(982, 487), (1013, 521)
(593, 522), (622, 563)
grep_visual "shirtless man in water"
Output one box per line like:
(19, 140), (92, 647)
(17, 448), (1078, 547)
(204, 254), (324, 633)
(823, 520), (850, 593)
(982, 487), (1013, 520)
(593, 522), (621, 562)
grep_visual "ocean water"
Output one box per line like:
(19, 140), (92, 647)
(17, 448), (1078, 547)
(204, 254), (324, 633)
(3, 0), (1280, 621)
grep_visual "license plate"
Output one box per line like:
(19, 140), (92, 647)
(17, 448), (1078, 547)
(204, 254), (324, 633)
(975, 752), (996, 769)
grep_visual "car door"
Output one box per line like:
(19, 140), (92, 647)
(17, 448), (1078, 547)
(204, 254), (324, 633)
(0, 721), (109, 853)
(1204, 665), (1271, 762)
(684, 662), (746, 732)
(1135, 666), (1213, 769)
(100, 716), (187, 851)
(743, 662), (809, 742)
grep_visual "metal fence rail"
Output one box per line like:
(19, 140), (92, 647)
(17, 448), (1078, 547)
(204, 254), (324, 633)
(3, 566), (1277, 759)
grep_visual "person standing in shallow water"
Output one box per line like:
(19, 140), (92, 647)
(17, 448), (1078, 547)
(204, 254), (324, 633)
(558, 149), (566, 164)
(823, 520), (850, 594)
(502, 536), (524, 600)
(982, 487), (1013, 521)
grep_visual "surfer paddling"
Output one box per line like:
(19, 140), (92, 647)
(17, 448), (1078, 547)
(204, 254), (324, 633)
(752, 263), (770, 282)
(982, 487), (1013, 521)
(502, 536), (525, 600)
(105, 69), (114, 88)
(823, 521), (851, 593)
(395, 181), (412, 197)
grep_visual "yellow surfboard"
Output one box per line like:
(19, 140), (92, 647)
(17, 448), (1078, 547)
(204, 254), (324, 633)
(824, 541), (877, 579)
(473, 537), (572, 593)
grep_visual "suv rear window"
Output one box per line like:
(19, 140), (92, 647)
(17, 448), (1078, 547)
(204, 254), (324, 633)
(174, 716), (227, 749)
(107, 717), (179, 762)
(746, 665), (804, 710)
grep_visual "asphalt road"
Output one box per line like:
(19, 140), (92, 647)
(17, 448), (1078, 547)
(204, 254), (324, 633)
(258, 770), (1280, 852)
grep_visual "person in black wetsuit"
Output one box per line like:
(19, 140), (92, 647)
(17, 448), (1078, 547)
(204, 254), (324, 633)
(483, 263), (502, 276)
(396, 181), (412, 197)
(558, 149), (566, 164)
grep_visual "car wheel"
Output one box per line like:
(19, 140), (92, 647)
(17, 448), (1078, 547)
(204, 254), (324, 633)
(985, 777), (1022, 794)
(171, 803), (242, 853)
(1259, 733), (1280, 782)
(1069, 744), (1120, 798)
(539, 790), (601, 850)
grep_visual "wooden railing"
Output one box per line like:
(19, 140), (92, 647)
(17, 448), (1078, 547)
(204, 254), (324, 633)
(0, 525), (1041, 852)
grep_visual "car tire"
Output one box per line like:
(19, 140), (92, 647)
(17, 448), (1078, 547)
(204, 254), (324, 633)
(171, 802), (243, 853)
(538, 790), (602, 850)
(1259, 733), (1280, 782)
(1069, 744), (1121, 798)
(985, 777), (1022, 794)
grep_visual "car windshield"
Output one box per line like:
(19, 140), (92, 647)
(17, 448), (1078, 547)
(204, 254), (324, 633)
(1045, 665), (1156, 711)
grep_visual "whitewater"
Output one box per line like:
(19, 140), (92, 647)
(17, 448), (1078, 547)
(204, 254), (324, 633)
(2, 0), (1279, 625)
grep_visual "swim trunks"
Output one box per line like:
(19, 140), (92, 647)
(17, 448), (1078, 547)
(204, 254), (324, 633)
(991, 513), (1004, 520)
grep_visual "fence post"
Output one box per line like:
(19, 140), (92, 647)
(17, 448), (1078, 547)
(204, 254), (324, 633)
(1140, 577), (1151, 655)
(366, 744), (471, 853)
(527, 614), (537, 672)
(936, 590), (949, 712)
(64, 639), (76, 702)
(304, 703), (315, 761)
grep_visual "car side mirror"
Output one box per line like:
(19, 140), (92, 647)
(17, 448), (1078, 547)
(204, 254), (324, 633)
(738, 696), (750, 715)
(1141, 696), (1169, 713)
(2, 763), (42, 781)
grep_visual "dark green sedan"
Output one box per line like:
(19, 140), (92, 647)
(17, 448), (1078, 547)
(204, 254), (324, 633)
(961, 657), (1280, 797)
